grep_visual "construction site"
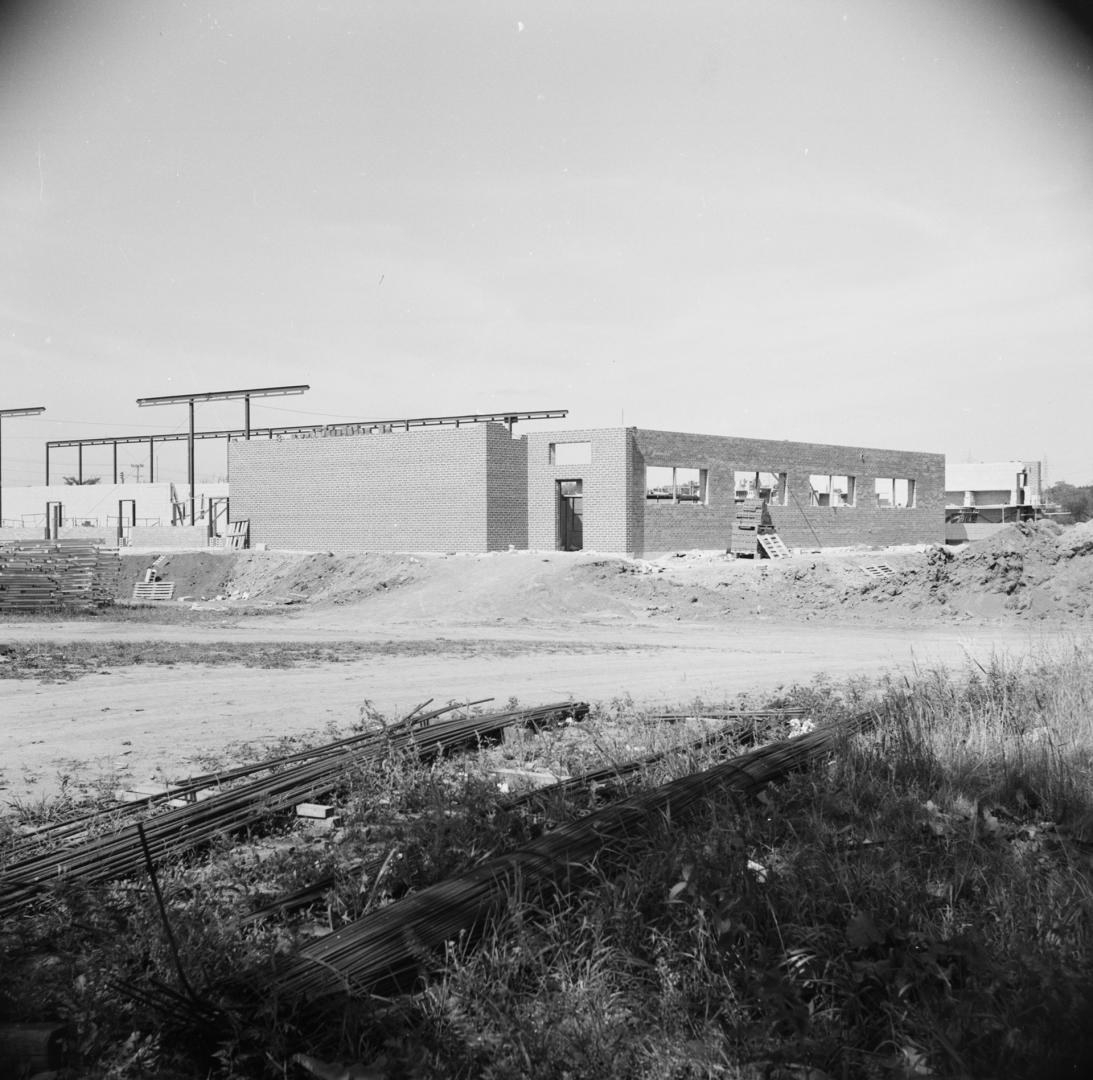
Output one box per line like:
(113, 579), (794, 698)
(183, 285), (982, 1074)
(3, 400), (947, 558)
(2, 407), (1092, 1079)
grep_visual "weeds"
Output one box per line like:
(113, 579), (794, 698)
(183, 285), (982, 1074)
(3, 646), (1093, 1077)
(0, 638), (639, 682)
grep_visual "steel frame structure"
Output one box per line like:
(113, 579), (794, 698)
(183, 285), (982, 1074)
(135, 385), (310, 527)
(45, 407), (569, 504)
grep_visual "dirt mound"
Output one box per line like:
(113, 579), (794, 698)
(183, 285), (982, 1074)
(116, 523), (1093, 626)
(838, 522), (1093, 621)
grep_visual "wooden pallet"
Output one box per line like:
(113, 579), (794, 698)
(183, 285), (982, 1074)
(757, 532), (791, 559)
(861, 563), (896, 579)
(132, 581), (175, 601)
(224, 520), (249, 549)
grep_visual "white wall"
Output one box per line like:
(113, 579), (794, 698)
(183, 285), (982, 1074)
(0, 482), (229, 529)
(944, 461), (1042, 506)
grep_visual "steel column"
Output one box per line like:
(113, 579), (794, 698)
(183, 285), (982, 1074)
(188, 400), (196, 526)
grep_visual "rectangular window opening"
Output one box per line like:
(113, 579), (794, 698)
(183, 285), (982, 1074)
(645, 465), (708, 504)
(875, 478), (915, 507)
(810, 474), (855, 507)
(734, 470), (786, 505)
(550, 441), (592, 466)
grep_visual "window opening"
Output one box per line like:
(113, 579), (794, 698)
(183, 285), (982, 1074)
(873, 477), (915, 508)
(675, 468), (704, 503)
(734, 470), (786, 505)
(645, 466), (707, 504)
(809, 474), (855, 507)
(645, 466), (675, 500)
(550, 441), (592, 466)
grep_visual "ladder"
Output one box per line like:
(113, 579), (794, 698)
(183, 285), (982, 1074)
(757, 532), (791, 559)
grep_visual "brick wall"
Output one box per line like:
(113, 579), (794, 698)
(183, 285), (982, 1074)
(631, 429), (945, 556)
(526, 429), (634, 553)
(229, 422), (943, 556)
(486, 427), (528, 550)
(229, 423), (527, 553)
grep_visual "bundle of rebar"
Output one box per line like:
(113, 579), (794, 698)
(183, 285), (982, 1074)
(5, 698), (475, 853)
(0, 700), (586, 914)
(240, 707), (808, 925)
(275, 712), (874, 1000)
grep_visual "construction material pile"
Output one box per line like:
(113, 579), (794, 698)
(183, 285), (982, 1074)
(0, 539), (120, 613)
(275, 712), (868, 1000)
(0, 700), (585, 914)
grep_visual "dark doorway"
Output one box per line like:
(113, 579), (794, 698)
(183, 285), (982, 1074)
(557, 479), (584, 551)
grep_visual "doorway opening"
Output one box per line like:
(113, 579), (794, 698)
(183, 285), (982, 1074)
(557, 479), (584, 551)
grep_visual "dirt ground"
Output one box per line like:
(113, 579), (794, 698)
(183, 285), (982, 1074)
(2, 522), (1091, 808)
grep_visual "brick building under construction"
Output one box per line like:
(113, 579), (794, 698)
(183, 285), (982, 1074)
(227, 421), (944, 558)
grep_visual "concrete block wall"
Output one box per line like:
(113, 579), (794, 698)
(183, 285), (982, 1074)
(0, 527), (49, 542)
(526, 429), (634, 552)
(229, 423), (527, 553)
(944, 461), (1043, 507)
(127, 525), (210, 549)
(0, 483), (227, 530)
(631, 430), (945, 556)
(486, 426), (528, 550)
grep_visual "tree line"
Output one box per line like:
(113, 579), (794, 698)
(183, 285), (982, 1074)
(1046, 482), (1093, 523)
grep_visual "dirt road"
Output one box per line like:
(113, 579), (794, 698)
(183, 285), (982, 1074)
(0, 609), (1068, 808)
(3, 535), (1091, 808)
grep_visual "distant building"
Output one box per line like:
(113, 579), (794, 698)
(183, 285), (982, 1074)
(943, 460), (1063, 541)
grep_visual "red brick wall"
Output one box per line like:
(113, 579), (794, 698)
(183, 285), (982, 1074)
(230, 424), (526, 552)
(631, 429), (945, 556)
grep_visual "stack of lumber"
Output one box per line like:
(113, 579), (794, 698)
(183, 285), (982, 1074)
(0, 539), (121, 613)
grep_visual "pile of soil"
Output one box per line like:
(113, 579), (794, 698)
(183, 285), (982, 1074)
(885, 520), (1093, 621)
(117, 522), (1093, 626)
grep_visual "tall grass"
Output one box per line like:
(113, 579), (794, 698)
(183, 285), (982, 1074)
(395, 644), (1093, 1079)
(3, 645), (1093, 1077)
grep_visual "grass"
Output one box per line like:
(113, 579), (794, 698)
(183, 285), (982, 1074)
(0, 637), (639, 681)
(2, 646), (1093, 1077)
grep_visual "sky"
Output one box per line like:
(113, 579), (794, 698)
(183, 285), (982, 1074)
(1, 0), (1091, 488)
